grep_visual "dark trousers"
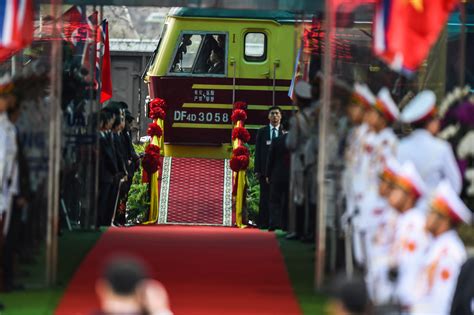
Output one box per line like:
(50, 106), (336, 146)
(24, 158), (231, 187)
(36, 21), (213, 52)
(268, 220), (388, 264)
(269, 180), (289, 230)
(98, 181), (113, 226)
(258, 178), (270, 228)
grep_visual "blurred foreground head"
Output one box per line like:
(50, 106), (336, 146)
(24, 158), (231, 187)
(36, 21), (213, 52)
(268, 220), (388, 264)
(327, 275), (371, 315)
(96, 255), (172, 315)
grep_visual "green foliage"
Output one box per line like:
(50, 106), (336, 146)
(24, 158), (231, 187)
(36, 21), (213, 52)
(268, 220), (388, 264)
(246, 145), (260, 223)
(126, 143), (150, 224)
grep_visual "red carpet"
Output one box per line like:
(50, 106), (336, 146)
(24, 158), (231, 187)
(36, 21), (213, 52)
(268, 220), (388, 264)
(163, 158), (231, 225)
(55, 226), (301, 315)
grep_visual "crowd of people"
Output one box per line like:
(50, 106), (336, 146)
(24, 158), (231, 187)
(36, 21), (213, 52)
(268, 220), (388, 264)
(342, 83), (473, 314)
(97, 101), (139, 228)
(254, 77), (473, 313)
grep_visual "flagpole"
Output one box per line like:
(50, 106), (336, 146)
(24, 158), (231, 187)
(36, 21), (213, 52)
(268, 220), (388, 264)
(46, 0), (63, 287)
(459, 0), (467, 86)
(315, 0), (334, 291)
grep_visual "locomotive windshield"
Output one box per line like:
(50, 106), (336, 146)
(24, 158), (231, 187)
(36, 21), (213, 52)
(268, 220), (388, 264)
(170, 32), (227, 75)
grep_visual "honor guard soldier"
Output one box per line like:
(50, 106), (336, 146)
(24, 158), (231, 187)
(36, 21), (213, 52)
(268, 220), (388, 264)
(354, 87), (399, 267)
(387, 161), (430, 310)
(398, 90), (462, 200)
(412, 181), (471, 314)
(341, 83), (376, 266)
(0, 74), (17, 237)
(366, 157), (401, 305)
(342, 83), (375, 230)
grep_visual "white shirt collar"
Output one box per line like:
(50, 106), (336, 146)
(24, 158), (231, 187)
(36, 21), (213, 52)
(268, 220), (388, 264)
(269, 124), (280, 130)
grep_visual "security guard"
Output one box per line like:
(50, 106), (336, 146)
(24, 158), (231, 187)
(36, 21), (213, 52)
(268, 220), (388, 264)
(398, 90), (462, 201)
(387, 161), (430, 310)
(412, 181), (471, 314)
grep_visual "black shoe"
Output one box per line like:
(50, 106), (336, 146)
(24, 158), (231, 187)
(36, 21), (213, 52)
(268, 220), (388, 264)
(268, 227), (276, 232)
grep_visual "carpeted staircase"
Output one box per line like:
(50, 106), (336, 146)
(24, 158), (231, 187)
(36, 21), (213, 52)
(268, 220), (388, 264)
(157, 157), (233, 226)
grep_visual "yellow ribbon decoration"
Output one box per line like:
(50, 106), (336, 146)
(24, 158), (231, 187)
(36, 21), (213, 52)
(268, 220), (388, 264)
(142, 118), (162, 224)
(232, 120), (247, 228)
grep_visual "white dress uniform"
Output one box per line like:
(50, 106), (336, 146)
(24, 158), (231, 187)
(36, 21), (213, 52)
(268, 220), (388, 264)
(398, 90), (462, 201)
(355, 88), (400, 266)
(343, 83), (376, 221)
(0, 112), (8, 214)
(1, 112), (17, 236)
(412, 181), (472, 315)
(365, 158), (401, 304)
(389, 162), (431, 308)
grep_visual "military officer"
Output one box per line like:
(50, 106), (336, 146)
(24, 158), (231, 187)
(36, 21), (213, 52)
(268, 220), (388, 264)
(412, 181), (471, 315)
(387, 161), (430, 310)
(398, 90), (462, 203)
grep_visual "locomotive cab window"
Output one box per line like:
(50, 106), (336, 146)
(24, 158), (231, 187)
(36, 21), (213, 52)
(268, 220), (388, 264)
(170, 32), (227, 76)
(244, 32), (267, 62)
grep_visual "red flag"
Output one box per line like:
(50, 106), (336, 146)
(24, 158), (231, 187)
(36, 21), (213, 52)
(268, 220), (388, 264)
(100, 20), (112, 103)
(374, 0), (459, 75)
(0, 0), (34, 62)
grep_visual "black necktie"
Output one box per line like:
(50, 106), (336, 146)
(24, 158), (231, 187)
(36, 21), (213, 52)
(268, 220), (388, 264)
(272, 127), (277, 140)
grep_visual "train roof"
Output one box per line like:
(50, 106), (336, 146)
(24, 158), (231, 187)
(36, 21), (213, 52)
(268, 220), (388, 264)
(168, 8), (298, 24)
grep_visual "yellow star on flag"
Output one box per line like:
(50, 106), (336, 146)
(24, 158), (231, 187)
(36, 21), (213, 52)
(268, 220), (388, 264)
(407, 0), (424, 12)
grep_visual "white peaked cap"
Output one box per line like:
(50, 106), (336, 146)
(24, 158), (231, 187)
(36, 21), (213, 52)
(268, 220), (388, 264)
(294, 81), (312, 100)
(353, 83), (376, 107)
(397, 161), (427, 198)
(431, 180), (472, 225)
(382, 156), (401, 177)
(401, 90), (437, 124)
(0, 73), (12, 86)
(375, 87), (400, 122)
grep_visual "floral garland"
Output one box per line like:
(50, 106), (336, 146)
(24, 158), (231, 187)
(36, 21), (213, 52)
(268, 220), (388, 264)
(230, 145), (250, 172)
(232, 127), (251, 143)
(147, 123), (163, 138)
(142, 97), (167, 182)
(231, 109), (247, 124)
(230, 101), (250, 172)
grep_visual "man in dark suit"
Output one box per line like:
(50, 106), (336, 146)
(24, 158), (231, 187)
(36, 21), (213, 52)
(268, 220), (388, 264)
(208, 48), (225, 74)
(98, 108), (119, 227)
(265, 119), (290, 231)
(254, 106), (282, 229)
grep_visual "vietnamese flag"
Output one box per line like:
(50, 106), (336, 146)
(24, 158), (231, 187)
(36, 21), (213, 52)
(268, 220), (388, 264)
(374, 0), (459, 75)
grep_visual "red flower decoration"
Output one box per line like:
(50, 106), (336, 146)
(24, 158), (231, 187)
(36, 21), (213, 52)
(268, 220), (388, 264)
(141, 154), (160, 175)
(149, 98), (167, 111)
(147, 123), (163, 138)
(149, 107), (166, 120)
(231, 109), (247, 124)
(230, 155), (249, 172)
(145, 144), (161, 157)
(233, 101), (247, 110)
(232, 145), (249, 157)
(232, 126), (250, 143)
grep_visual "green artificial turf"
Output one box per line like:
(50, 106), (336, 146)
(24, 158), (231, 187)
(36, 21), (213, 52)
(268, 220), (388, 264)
(276, 231), (328, 315)
(0, 229), (104, 315)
